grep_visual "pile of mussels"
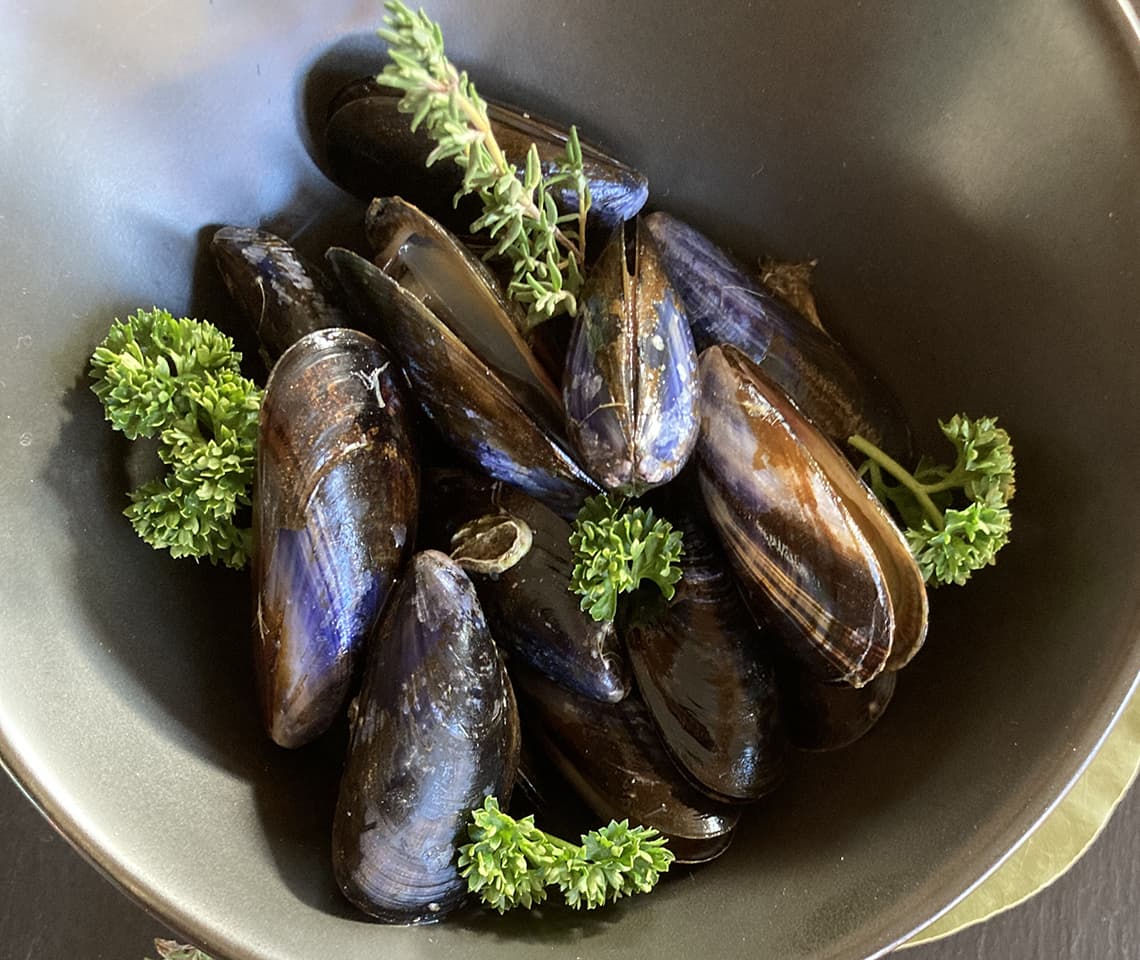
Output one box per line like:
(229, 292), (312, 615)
(211, 80), (929, 924)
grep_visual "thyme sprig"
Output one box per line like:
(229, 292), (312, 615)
(377, 0), (591, 328)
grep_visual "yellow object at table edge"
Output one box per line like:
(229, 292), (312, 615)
(902, 683), (1140, 947)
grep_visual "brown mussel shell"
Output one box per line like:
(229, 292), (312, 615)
(623, 504), (786, 801)
(512, 667), (739, 863)
(776, 658), (898, 751)
(363, 196), (565, 439)
(332, 551), (520, 924)
(425, 469), (630, 703)
(253, 328), (418, 748)
(327, 243), (598, 517)
(696, 344), (927, 688)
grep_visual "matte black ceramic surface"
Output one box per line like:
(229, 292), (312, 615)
(0, 3), (1137, 960)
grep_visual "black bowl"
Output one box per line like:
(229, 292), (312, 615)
(1, 2), (1138, 959)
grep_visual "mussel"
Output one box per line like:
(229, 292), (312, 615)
(332, 550), (520, 923)
(426, 469), (630, 703)
(327, 203), (598, 516)
(696, 344), (927, 688)
(253, 329), (418, 748)
(512, 667), (739, 863)
(211, 226), (351, 367)
(776, 658), (897, 751)
(324, 78), (648, 239)
(623, 502), (786, 800)
(363, 196), (563, 435)
(644, 211), (911, 459)
(563, 218), (700, 495)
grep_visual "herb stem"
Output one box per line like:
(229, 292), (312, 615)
(848, 434), (945, 530)
(916, 472), (968, 495)
(420, 69), (578, 256)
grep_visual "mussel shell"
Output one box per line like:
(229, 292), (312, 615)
(563, 218), (700, 496)
(696, 344), (928, 688)
(332, 550), (520, 924)
(623, 505), (786, 801)
(324, 79), (648, 237)
(211, 226), (351, 368)
(426, 469), (630, 703)
(327, 246), (599, 517)
(644, 211), (911, 460)
(363, 196), (564, 439)
(254, 328), (418, 748)
(512, 667), (739, 861)
(777, 658), (897, 751)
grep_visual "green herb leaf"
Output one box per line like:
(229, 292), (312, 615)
(89, 308), (263, 568)
(568, 494), (684, 621)
(377, 0), (591, 330)
(457, 796), (674, 912)
(850, 415), (1016, 587)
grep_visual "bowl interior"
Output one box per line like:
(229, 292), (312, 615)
(1, 2), (1138, 959)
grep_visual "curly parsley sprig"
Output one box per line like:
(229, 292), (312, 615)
(89, 308), (262, 568)
(377, 0), (591, 329)
(850, 415), (1015, 586)
(569, 494), (684, 622)
(457, 796), (674, 912)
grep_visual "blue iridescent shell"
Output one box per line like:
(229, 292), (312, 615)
(563, 218), (700, 496)
(645, 211), (911, 459)
(332, 550), (519, 923)
(253, 328), (418, 748)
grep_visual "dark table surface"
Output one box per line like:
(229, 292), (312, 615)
(2, 769), (1137, 960)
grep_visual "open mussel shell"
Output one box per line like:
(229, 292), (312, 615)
(696, 344), (928, 689)
(253, 328), (418, 748)
(211, 226), (351, 368)
(324, 78), (648, 237)
(427, 469), (630, 703)
(776, 657), (897, 751)
(332, 550), (520, 923)
(512, 667), (739, 863)
(327, 243), (599, 517)
(363, 196), (564, 436)
(644, 211), (911, 460)
(563, 218), (700, 496)
(623, 504), (786, 801)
